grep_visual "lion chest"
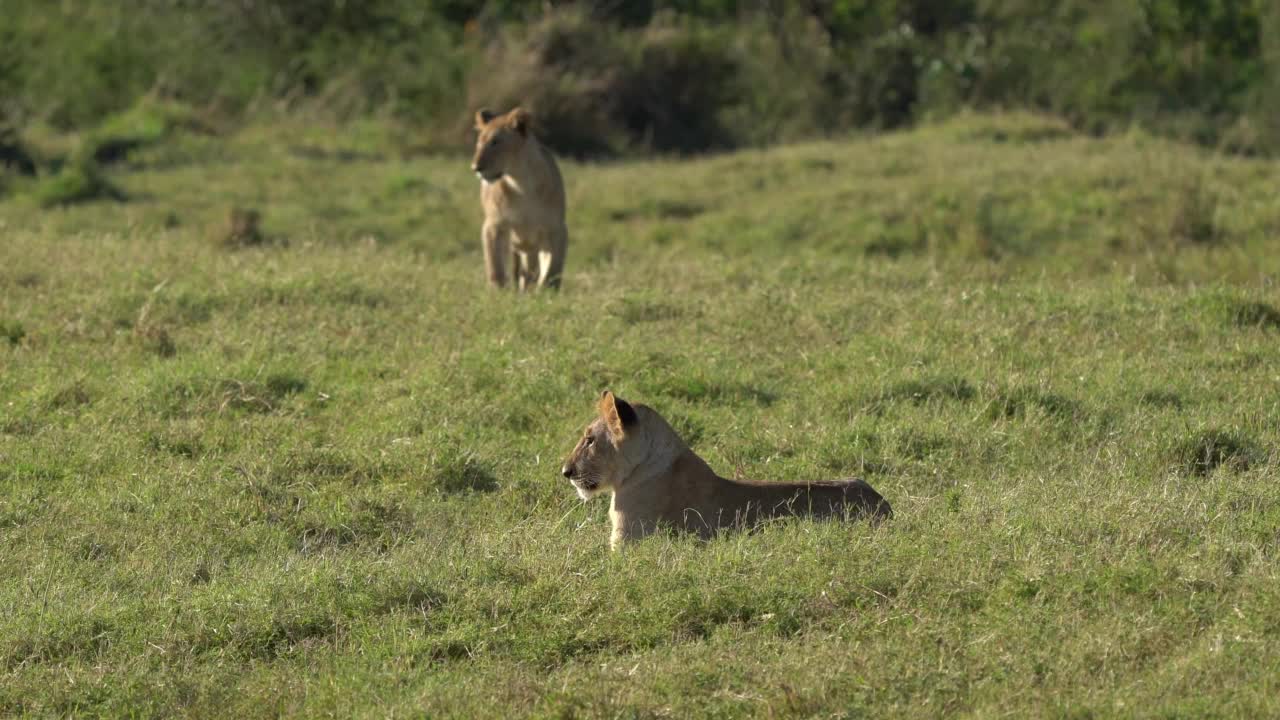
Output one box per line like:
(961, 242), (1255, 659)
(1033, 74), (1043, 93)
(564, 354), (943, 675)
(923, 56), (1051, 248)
(482, 179), (561, 231)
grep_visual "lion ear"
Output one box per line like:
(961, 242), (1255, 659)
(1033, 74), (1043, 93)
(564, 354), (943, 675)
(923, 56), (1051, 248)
(475, 108), (496, 128)
(598, 390), (637, 436)
(615, 396), (637, 427)
(509, 107), (532, 136)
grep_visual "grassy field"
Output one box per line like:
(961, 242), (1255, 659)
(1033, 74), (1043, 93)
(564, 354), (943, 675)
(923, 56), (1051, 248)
(2, 111), (1279, 718)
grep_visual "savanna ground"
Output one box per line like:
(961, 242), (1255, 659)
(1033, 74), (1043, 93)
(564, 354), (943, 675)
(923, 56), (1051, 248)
(2, 112), (1279, 717)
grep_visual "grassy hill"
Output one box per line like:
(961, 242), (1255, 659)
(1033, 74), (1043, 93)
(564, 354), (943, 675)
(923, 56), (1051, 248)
(2, 113), (1279, 717)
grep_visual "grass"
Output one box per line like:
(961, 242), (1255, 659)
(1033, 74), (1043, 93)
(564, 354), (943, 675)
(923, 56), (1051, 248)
(2, 111), (1279, 717)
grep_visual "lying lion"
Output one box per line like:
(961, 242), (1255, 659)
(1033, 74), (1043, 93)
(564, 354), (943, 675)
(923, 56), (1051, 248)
(562, 391), (892, 550)
(471, 106), (569, 291)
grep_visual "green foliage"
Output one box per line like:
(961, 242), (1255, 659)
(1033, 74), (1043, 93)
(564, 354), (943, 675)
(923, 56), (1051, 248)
(0, 125), (36, 177)
(0, 319), (25, 345)
(84, 100), (195, 162)
(30, 159), (123, 207)
(3, 0), (1278, 154)
(0, 0), (467, 127)
(469, 9), (748, 156)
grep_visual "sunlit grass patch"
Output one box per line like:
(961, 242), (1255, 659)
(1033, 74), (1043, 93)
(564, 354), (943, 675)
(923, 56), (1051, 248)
(1, 114), (1278, 717)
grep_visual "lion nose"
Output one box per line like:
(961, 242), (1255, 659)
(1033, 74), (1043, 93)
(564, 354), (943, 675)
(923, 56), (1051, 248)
(561, 465), (573, 479)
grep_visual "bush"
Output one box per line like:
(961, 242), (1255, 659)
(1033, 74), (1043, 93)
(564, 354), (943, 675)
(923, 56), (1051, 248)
(466, 9), (748, 157)
(0, 0), (1277, 155)
(31, 159), (124, 207)
(0, 0), (468, 127)
(0, 124), (36, 180)
(912, 0), (1277, 149)
(193, 0), (468, 120)
(1252, 3), (1280, 154)
(466, 7), (862, 157)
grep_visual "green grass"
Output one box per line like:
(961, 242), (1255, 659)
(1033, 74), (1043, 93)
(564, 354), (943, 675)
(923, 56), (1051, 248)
(2, 112), (1279, 718)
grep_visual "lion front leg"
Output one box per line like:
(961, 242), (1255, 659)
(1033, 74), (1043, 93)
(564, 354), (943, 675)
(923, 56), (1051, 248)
(609, 508), (659, 550)
(515, 247), (541, 292)
(539, 223), (568, 289)
(482, 221), (509, 288)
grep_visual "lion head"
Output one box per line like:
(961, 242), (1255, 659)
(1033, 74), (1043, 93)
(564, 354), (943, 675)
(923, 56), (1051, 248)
(471, 107), (532, 183)
(561, 390), (643, 500)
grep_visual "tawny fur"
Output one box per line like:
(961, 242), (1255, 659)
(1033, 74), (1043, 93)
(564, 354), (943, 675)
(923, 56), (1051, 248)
(471, 107), (569, 290)
(562, 391), (892, 550)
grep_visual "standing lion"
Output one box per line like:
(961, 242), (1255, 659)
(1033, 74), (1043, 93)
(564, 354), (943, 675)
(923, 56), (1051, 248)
(471, 107), (569, 290)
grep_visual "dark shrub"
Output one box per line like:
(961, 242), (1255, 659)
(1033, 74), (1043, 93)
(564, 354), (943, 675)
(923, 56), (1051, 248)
(466, 9), (745, 157)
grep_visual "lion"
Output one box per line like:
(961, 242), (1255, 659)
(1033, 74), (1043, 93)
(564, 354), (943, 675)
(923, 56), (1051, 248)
(561, 391), (893, 550)
(471, 107), (569, 290)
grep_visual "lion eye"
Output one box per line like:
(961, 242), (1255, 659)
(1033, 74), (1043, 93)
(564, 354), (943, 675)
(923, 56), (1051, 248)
(584, 435), (594, 447)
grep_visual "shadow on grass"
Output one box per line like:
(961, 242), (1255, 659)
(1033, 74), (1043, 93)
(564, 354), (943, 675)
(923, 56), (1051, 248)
(1171, 429), (1261, 477)
(864, 375), (975, 414)
(647, 377), (777, 407)
(1226, 300), (1280, 331)
(428, 449), (500, 494)
(607, 198), (706, 222)
(986, 387), (1082, 422)
(1137, 389), (1185, 409)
